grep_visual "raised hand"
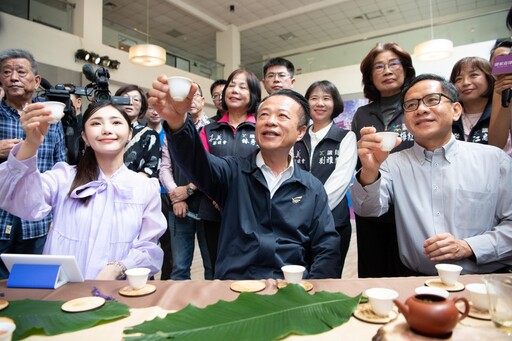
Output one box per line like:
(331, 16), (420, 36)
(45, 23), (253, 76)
(17, 102), (53, 160)
(148, 75), (198, 131)
(357, 126), (400, 185)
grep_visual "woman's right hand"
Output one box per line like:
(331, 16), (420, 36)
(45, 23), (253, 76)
(20, 102), (52, 147)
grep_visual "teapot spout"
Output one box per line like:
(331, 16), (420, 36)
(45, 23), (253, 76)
(393, 299), (409, 318)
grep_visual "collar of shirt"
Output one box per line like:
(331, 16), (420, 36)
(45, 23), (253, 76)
(412, 135), (457, 165)
(218, 112), (256, 124)
(309, 121), (333, 150)
(256, 151), (294, 198)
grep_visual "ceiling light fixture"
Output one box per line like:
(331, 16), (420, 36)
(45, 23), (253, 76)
(129, 0), (166, 67)
(414, 0), (453, 62)
(74, 50), (120, 70)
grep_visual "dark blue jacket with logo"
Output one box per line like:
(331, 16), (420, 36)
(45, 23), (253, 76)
(165, 117), (341, 280)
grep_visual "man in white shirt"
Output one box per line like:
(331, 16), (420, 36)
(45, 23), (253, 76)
(350, 73), (512, 275)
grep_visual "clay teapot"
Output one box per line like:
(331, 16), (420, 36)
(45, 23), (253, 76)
(393, 294), (470, 337)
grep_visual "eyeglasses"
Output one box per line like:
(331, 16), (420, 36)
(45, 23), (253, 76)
(265, 72), (290, 80)
(212, 93), (222, 100)
(372, 59), (401, 73)
(193, 93), (202, 98)
(126, 96), (141, 103)
(403, 93), (454, 112)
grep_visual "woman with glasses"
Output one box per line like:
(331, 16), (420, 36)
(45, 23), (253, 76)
(450, 56), (511, 154)
(294, 80), (357, 275)
(198, 69), (261, 276)
(115, 84), (160, 178)
(351, 42), (416, 278)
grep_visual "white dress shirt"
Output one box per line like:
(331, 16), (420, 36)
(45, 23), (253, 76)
(350, 136), (512, 275)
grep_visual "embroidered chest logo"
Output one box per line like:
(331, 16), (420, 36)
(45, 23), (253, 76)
(292, 196), (302, 204)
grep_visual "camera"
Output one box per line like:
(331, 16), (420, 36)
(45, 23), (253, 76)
(42, 64), (131, 116)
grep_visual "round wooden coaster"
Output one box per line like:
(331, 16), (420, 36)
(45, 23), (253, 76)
(0, 300), (9, 311)
(119, 283), (157, 297)
(61, 296), (105, 313)
(276, 280), (313, 292)
(353, 303), (399, 324)
(230, 280), (266, 293)
(456, 301), (490, 320)
(425, 279), (465, 292)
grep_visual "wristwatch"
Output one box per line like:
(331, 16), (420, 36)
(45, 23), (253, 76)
(186, 186), (195, 196)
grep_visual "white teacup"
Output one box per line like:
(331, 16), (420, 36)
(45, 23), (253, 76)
(466, 283), (488, 311)
(376, 132), (398, 152)
(0, 317), (16, 341)
(365, 287), (399, 316)
(281, 265), (305, 284)
(435, 263), (463, 286)
(168, 76), (192, 101)
(125, 267), (150, 290)
(42, 101), (65, 124)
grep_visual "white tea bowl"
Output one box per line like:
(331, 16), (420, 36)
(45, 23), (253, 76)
(168, 76), (192, 101)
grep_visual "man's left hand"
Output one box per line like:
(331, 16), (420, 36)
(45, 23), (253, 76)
(423, 233), (473, 262)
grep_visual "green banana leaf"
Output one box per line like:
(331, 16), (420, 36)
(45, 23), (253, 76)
(0, 299), (130, 340)
(125, 284), (362, 340)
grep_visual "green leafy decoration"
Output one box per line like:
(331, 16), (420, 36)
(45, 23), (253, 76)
(0, 299), (130, 340)
(125, 284), (362, 340)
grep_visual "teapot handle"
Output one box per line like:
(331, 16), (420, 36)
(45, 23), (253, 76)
(453, 297), (470, 321)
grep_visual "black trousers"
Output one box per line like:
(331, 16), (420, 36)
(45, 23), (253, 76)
(159, 193), (173, 280)
(355, 207), (415, 278)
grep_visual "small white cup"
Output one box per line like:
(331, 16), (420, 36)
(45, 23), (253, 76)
(42, 101), (65, 124)
(466, 283), (488, 311)
(0, 317), (16, 341)
(435, 263), (463, 286)
(281, 265), (305, 284)
(415, 286), (449, 299)
(168, 76), (192, 101)
(375, 132), (398, 151)
(125, 267), (150, 290)
(365, 288), (399, 316)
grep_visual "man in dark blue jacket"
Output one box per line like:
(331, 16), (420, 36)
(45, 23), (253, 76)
(150, 79), (341, 280)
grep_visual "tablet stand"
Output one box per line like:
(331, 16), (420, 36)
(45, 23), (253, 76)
(6, 263), (69, 289)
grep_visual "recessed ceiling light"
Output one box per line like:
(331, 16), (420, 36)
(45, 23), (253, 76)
(279, 32), (296, 41)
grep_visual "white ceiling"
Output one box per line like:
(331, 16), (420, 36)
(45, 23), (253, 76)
(103, 0), (511, 68)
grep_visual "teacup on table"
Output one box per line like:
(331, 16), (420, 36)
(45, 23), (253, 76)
(168, 76), (192, 101)
(466, 283), (488, 311)
(281, 265), (305, 284)
(365, 287), (399, 316)
(435, 263), (462, 286)
(125, 267), (150, 290)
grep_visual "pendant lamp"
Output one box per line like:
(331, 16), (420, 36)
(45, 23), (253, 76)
(129, 0), (166, 66)
(414, 0), (453, 62)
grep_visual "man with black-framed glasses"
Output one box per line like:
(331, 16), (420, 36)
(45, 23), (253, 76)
(350, 73), (512, 276)
(262, 57), (296, 95)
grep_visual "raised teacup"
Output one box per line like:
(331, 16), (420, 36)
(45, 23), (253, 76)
(376, 131), (398, 152)
(42, 101), (65, 124)
(168, 76), (192, 101)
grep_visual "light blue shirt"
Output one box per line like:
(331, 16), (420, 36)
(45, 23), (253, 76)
(350, 136), (512, 275)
